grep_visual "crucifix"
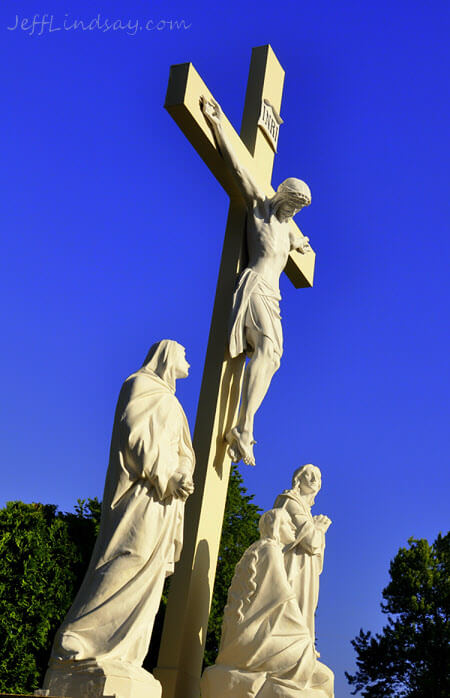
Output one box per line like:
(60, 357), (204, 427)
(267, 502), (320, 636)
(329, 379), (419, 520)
(154, 45), (315, 698)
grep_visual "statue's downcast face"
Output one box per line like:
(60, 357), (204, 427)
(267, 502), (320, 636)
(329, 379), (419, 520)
(273, 178), (311, 222)
(274, 197), (303, 222)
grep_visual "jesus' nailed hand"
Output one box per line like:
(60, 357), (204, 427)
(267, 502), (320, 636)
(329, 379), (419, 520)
(201, 96), (313, 467)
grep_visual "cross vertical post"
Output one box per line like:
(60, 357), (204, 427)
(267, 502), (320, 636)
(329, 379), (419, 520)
(155, 46), (305, 698)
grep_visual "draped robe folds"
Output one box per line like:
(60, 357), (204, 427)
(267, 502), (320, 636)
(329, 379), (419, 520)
(273, 489), (325, 648)
(201, 538), (333, 698)
(229, 268), (283, 360)
(217, 539), (315, 676)
(48, 367), (195, 670)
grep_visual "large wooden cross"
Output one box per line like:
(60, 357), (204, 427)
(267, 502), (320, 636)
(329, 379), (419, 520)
(154, 45), (315, 698)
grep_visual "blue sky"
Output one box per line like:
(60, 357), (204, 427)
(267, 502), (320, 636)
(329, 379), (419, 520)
(1, 1), (449, 695)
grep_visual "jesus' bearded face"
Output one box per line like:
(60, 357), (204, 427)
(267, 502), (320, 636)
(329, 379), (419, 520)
(273, 178), (311, 222)
(273, 192), (305, 222)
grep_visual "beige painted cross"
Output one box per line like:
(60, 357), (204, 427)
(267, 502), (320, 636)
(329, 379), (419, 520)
(154, 45), (315, 698)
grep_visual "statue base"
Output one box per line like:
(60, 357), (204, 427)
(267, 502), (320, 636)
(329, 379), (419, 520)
(39, 659), (162, 698)
(201, 664), (333, 698)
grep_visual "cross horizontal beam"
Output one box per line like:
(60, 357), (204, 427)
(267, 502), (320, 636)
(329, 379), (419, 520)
(165, 61), (315, 289)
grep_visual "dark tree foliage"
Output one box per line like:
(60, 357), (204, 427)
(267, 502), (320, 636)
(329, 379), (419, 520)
(346, 532), (450, 698)
(63, 498), (102, 583)
(0, 499), (101, 694)
(0, 468), (260, 692)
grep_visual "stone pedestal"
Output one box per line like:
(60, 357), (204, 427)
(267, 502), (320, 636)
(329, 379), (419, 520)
(201, 664), (332, 698)
(40, 660), (161, 698)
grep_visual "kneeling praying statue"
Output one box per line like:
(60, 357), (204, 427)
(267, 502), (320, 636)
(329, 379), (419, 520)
(201, 465), (333, 698)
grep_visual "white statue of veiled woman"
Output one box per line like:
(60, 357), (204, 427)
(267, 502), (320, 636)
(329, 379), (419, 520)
(41, 340), (195, 698)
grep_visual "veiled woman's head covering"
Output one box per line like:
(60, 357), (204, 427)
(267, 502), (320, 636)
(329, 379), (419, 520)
(142, 339), (184, 392)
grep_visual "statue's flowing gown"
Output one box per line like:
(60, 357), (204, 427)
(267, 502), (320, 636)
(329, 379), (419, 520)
(202, 535), (333, 697)
(274, 488), (325, 643)
(217, 538), (315, 678)
(49, 367), (194, 669)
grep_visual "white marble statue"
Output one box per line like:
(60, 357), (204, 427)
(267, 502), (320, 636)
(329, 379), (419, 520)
(41, 340), (195, 698)
(273, 464), (331, 648)
(201, 466), (333, 698)
(201, 96), (313, 466)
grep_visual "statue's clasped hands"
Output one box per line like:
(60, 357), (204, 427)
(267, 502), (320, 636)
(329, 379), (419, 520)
(313, 514), (331, 532)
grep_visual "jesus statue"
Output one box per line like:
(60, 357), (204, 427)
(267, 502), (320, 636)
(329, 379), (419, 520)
(201, 96), (313, 466)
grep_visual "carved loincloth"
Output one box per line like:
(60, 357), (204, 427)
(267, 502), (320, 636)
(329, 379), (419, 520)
(229, 268), (283, 359)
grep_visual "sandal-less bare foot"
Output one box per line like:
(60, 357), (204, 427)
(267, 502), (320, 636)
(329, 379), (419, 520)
(225, 427), (256, 466)
(242, 442), (256, 467)
(225, 429), (241, 462)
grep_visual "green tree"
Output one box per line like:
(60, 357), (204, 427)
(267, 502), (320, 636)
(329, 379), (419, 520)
(0, 468), (260, 690)
(0, 499), (101, 694)
(346, 532), (450, 698)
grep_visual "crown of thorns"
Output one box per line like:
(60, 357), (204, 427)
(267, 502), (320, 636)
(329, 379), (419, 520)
(277, 180), (311, 205)
(279, 190), (311, 206)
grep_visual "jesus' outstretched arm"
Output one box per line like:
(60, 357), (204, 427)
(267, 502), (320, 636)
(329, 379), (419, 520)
(201, 96), (264, 210)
